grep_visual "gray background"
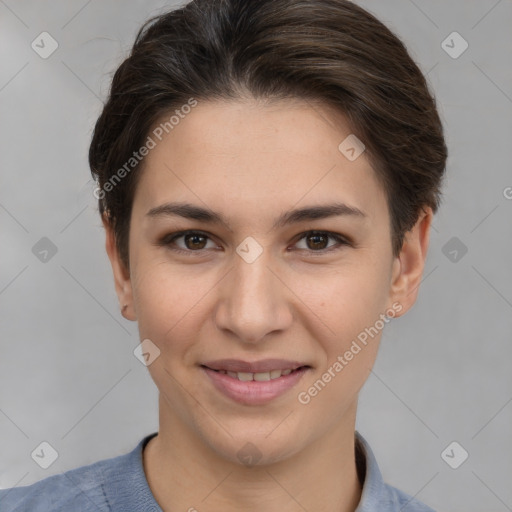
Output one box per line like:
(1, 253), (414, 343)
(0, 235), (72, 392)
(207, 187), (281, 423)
(1, 1), (511, 510)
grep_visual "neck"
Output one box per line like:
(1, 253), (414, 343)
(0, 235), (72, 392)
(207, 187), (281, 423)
(143, 394), (362, 512)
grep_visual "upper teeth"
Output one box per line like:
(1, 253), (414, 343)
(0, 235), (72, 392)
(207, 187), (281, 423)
(216, 369), (294, 381)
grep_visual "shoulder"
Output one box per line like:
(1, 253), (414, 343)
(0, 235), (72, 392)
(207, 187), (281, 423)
(0, 443), (139, 512)
(355, 431), (436, 512)
(380, 483), (436, 512)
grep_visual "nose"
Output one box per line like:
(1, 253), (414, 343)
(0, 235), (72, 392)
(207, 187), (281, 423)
(213, 247), (293, 344)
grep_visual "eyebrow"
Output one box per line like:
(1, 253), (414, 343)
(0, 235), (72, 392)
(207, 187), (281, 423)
(146, 201), (366, 230)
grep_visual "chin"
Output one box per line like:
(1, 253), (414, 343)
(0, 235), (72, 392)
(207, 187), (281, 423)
(199, 420), (309, 468)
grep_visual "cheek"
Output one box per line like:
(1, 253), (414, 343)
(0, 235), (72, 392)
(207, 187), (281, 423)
(131, 259), (208, 350)
(131, 262), (211, 409)
(293, 268), (390, 416)
(294, 259), (392, 343)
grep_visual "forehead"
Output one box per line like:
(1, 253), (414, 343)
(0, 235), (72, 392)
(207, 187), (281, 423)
(132, 98), (388, 227)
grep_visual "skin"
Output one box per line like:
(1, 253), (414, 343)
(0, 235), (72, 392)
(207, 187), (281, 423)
(103, 97), (432, 512)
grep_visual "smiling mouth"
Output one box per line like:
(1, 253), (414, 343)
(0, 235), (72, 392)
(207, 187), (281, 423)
(201, 365), (309, 382)
(201, 361), (311, 405)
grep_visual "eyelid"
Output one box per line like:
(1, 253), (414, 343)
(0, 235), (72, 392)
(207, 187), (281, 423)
(159, 229), (219, 253)
(292, 230), (352, 253)
(158, 229), (352, 255)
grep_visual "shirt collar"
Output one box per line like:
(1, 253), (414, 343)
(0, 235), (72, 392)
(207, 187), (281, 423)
(102, 430), (393, 511)
(101, 431), (160, 511)
(354, 430), (393, 511)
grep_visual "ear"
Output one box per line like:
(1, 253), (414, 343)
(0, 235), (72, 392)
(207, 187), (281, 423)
(102, 212), (136, 321)
(387, 207), (432, 317)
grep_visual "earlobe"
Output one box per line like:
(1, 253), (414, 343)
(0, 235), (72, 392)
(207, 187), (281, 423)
(102, 213), (136, 321)
(387, 207), (433, 317)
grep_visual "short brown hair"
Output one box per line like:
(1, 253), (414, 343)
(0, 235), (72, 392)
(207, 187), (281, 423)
(89, 0), (447, 268)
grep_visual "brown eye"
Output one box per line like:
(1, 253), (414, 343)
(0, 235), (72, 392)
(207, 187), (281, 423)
(161, 230), (217, 253)
(306, 233), (329, 250)
(183, 233), (208, 250)
(294, 231), (350, 253)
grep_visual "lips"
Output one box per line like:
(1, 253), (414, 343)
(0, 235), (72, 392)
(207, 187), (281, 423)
(205, 367), (302, 382)
(201, 358), (308, 373)
(201, 359), (311, 405)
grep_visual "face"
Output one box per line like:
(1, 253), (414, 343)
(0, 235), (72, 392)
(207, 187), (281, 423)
(105, 98), (431, 465)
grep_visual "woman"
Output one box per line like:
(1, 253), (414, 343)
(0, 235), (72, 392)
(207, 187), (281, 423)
(0, 0), (446, 510)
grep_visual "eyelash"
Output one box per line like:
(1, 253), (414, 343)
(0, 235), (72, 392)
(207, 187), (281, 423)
(158, 230), (352, 256)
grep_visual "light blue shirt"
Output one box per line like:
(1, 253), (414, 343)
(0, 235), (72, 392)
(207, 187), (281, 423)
(0, 431), (435, 511)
